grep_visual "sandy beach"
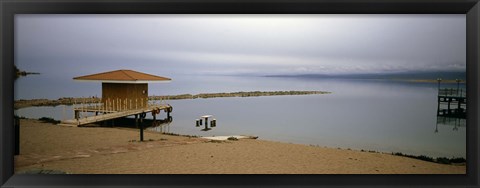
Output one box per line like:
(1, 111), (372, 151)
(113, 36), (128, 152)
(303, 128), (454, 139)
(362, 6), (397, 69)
(15, 119), (466, 174)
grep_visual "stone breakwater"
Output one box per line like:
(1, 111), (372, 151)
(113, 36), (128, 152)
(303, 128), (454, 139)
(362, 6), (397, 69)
(14, 91), (331, 109)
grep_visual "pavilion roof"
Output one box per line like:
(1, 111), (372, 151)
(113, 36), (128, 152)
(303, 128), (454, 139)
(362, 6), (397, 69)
(73, 69), (171, 83)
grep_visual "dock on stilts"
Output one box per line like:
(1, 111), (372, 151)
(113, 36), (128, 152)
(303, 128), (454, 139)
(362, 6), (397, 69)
(63, 69), (173, 141)
(58, 103), (173, 127)
(437, 88), (466, 119)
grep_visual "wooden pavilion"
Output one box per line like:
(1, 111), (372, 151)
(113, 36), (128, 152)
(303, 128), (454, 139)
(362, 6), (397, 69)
(73, 69), (171, 110)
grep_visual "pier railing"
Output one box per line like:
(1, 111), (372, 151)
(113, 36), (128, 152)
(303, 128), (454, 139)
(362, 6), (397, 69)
(438, 88), (466, 98)
(72, 97), (166, 112)
(63, 97), (172, 125)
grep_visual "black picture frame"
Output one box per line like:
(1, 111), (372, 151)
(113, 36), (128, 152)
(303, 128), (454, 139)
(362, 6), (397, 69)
(1, 0), (479, 187)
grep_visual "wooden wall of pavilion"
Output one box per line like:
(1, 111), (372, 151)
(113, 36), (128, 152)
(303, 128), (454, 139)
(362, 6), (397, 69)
(102, 83), (148, 110)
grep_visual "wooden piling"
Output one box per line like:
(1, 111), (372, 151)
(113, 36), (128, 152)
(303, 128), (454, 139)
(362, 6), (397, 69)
(135, 114), (138, 129)
(140, 113), (144, 141)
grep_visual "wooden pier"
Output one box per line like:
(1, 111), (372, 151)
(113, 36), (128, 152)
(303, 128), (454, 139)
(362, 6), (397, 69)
(59, 102), (172, 127)
(61, 70), (173, 141)
(437, 88), (466, 119)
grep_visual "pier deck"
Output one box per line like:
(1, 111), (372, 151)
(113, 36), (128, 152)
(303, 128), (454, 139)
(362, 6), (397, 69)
(59, 104), (172, 127)
(437, 88), (466, 119)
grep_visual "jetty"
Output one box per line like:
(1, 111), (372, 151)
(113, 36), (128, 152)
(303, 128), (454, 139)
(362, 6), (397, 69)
(14, 91), (330, 109)
(435, 78), (466, 132)
(437, 88), (466, 119)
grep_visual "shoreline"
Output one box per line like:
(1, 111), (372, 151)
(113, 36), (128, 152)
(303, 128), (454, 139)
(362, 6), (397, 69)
(15, 118), (466, 174)
(22, 116), (467, 164)
(14, 90), (330, 109)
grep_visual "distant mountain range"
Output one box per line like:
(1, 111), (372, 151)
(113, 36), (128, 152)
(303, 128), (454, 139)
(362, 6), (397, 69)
(265, 71), (466, 81)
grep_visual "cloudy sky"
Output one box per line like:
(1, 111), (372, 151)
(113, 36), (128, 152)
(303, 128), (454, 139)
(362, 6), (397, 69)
(15, 14), (465, 77)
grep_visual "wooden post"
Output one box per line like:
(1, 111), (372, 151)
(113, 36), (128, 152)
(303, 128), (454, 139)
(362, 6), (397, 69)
(437, 96), (441, 116)
(80, 99), (83, 119)
(457, 97), (462, 117)
(140, 122), (144, 141)
(83, 97), (86, 114)
(136, 98), (138, 110)
(140, 114), (144, 142)
(73, 98), (76, 119)
(167, 106), (171, 117)
(84, 100), (88, 120)
(135, 114), (138, 129)
(448, 98), (451, 115)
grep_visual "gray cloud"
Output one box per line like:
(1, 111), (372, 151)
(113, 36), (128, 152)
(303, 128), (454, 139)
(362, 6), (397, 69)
(15, 14), (465, 76)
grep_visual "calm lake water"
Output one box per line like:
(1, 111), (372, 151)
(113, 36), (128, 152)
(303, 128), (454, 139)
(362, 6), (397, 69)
(15, 74), (466, 158)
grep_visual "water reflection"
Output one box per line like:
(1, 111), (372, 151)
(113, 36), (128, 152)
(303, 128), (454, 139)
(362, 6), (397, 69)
(435, 116), (466, 133)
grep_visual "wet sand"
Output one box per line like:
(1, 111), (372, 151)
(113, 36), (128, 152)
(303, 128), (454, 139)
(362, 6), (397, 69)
(15, 119), (466, 174)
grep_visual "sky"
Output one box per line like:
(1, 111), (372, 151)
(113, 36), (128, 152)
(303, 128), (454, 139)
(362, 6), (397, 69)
(15, 14), (466, 77)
